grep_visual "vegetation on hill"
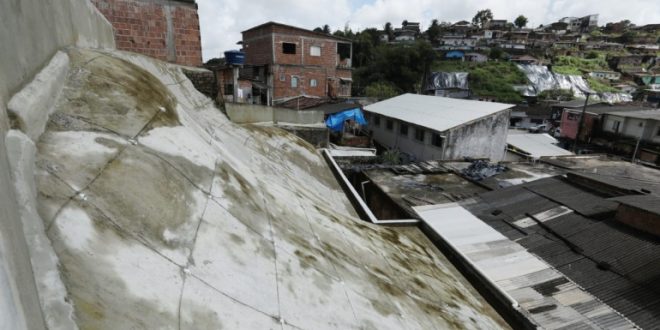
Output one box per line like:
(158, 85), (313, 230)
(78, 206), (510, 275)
(432, 60), (528, 103)
(551, 54), (610, 75)
(353, 40), (436, 96)
(586, 78), (620, 93)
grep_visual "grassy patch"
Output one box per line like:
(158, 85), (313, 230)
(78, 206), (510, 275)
(552, 55), (610, 75)
(587, 78), (620, 93)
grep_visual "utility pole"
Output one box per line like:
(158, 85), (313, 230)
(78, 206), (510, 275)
(632, 121), (647, 163)
(572, 92), (591, 153)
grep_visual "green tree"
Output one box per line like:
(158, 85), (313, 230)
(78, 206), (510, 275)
(365, 81), (399, 99)
(514, 15), (528, 29)
(323, 24), (331, 34)
(619, 31), (637, 43)
(426, 19), (441, 44)
(353, 41), (436, 94)
(472, 9), (493, 28)
(489, 47), (503, 60)
(384, 22), (393, 41)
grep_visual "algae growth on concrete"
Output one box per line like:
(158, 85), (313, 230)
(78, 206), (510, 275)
(35, 48), (510, 329)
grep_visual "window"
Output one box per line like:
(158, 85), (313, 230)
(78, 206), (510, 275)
(415, 128), (425, 142)
(567, 112), (580, 121)
(279, 73), (285, 81)
(432, 133), (444, 148)
(291, 76), (298, 88)
(656, 127), (660, 137)
(611, 120), (620, 132)
(399, 123), (409, 136)
(283, 43), (296, 54)
(310, 46), (321, 57)
(374, 115), (380, 127)
(337, 43), (351, 60)
(224, 84), (234, 95)
(310, 79), (317, 87)
(386, 119), (393, 131)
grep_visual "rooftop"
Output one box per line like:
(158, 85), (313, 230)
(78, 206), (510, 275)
(564, 103), (655, 115)
(242, 21), (351, 42)
(460, 175), (660, 329)
(364, 165), (489, 219)
(364, 94), (513, 132)
(506, 133), (574, 160)
(605, 109), (660, 120)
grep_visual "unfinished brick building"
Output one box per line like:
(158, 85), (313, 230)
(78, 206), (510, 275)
(241, 22), (353, 106)
(91, 0), (202, 67)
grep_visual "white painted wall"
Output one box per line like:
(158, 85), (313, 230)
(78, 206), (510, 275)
(603, 115), (660, 143)
(366, 110), (509, 161)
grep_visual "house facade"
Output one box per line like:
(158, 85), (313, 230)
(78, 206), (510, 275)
(241, 22), (352, 106)
(91, 0), (202, 66)
(363, 94), (512, 161)
(602, 110), (660, 142)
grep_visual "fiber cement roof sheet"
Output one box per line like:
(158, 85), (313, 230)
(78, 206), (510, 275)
(364, 93), (513, 132)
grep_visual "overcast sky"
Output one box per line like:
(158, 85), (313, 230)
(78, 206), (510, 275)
(197, 0), (659, 61)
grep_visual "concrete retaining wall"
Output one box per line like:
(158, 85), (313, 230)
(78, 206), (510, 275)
(225, 103), (324, 125)
(0, 1), (115, 329)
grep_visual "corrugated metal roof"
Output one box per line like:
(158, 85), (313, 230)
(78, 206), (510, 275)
(613, 195), (660, 215)
(415, 203), (636, 329)
(507, 133), (574, 159)
(364, 93), (513, 132)
(462, 176), (660, 329)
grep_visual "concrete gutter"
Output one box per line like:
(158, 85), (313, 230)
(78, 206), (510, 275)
(321, 149), (419, 226)
(414, 204), (520, 311)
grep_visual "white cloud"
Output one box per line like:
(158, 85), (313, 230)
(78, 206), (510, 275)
(197, 0), (660, 61)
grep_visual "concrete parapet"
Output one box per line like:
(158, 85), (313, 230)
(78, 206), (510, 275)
(8, 52), (70, 142)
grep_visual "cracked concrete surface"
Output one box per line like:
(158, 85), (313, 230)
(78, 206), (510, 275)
(34, 48), (510, 329)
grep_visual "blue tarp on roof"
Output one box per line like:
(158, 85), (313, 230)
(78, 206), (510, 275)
(445, 50), (465, 59)
(325, 108), (367, 132)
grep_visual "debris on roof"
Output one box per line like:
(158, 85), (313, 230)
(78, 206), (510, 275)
(461, 159), (507, 181)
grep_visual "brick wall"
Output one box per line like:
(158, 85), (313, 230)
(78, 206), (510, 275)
(91, 0), (202, 67)
(242, 23), (353, 101)
(272, 65), (329, 99)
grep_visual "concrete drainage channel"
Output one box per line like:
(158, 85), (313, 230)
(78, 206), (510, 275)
(321, 149), (419, 226)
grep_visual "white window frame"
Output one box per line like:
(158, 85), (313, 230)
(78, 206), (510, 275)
(310, 79), (317, 87)
(291, 76), (299, 88)
(310, 46), (321, 57)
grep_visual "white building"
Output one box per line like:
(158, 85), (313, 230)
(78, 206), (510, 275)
(602, 109), (660, 142)
(364, 94), (513, 161)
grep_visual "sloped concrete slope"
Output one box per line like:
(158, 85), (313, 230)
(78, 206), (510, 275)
(36, 48), (509, 329)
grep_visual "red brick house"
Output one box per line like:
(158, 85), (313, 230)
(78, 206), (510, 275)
(91, 0), (202, 67)
(241, 22), (353, 106)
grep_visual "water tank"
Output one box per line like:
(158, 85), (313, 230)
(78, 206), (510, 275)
(224, 50), (245, 66)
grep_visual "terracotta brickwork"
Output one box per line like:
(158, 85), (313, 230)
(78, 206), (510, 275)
(91, 0), (202, 67)
(242, 22), (352, 102)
